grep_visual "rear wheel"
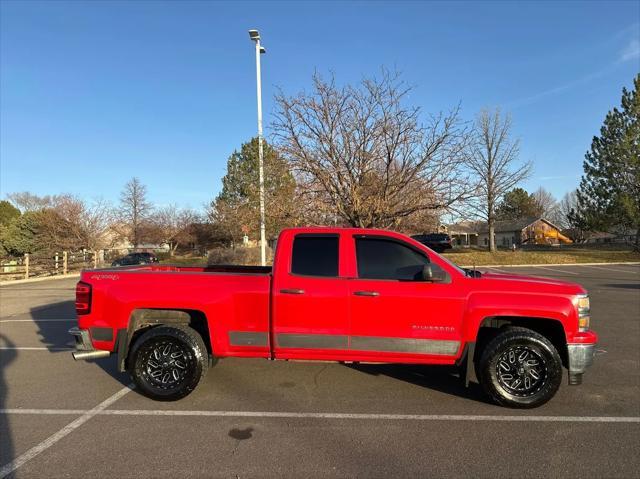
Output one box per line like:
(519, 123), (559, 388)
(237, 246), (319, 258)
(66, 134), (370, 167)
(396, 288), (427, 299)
(477, 327), (563, 408)
(129, 325), (208, 401)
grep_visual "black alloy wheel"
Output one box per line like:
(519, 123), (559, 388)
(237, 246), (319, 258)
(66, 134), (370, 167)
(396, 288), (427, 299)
(129, 325), (208, 401)
(477, 327), (563, 408)
(495, 345), (547, 396)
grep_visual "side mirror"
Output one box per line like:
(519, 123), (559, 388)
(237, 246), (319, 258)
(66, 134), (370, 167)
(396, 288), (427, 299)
(421, 264), (449, 283)
(422, 264), (434, 281)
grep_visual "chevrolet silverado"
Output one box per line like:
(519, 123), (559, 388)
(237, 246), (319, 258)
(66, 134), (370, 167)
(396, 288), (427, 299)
(70, 227), (597, 408)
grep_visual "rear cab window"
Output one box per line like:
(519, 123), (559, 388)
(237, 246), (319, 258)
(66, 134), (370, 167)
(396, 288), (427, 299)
(291, 235), (339, 277)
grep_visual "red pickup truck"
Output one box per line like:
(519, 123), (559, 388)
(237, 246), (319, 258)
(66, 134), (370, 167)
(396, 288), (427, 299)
(70, 227), (597, 408)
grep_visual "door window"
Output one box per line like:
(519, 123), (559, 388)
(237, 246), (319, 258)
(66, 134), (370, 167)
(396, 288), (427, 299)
(355, 237), (429, 281)
(291, 235), (339, 277)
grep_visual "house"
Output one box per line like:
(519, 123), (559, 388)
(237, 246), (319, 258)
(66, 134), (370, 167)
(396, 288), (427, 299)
(445, 217), (572, 248)
(446, 220), (482, 247)
(100, 224), (170, 256)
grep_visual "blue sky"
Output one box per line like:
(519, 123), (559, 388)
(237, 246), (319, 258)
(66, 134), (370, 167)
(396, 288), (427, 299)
(1, 0), (639, 212)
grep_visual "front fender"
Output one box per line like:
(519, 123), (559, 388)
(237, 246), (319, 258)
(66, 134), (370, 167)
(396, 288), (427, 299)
(462, 291), (575, 342)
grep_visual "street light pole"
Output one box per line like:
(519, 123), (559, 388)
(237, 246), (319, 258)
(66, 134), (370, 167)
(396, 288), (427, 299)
(249, 29), (267, 266)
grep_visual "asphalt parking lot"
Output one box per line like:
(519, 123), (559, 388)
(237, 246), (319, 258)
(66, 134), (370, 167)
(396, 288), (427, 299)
(0, 264), (639, 478)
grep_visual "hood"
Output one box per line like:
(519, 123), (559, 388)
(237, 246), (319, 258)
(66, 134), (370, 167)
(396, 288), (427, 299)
(480, 271), (586, 295)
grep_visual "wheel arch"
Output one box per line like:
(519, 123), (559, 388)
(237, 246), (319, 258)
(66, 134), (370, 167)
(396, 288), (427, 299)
(474, 316), (568, 368)
(117, 308), (212, 372)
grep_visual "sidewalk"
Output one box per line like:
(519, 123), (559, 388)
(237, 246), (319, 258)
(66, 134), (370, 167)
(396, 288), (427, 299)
(0, 273), (81, 286)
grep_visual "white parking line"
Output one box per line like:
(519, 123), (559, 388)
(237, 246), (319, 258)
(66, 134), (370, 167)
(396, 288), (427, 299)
(0, 347), (72, 351)
(576, 265), (640, 274)
(614, 264), (640, 269)
(0, 385), (134, 478)
(0, 408), (638, 423)
(532, 266), (579, 275)
(0, 319), (75, 323)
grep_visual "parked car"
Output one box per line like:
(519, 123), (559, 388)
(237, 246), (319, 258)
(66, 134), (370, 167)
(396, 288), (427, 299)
(111, 252), (159, 267)
(411, 233), (453, 252)
(71, 227), (596, 408)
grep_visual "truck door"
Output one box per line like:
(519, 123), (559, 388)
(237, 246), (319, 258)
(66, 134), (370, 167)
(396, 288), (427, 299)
(272, 233), (351, 360)
(347, 235), (465, 361)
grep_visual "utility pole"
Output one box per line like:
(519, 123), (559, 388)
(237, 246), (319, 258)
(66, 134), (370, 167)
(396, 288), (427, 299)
(249, 29), (267, 266)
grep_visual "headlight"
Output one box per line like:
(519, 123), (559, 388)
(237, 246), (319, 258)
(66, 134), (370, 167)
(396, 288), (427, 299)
(576, 294), (590, 332)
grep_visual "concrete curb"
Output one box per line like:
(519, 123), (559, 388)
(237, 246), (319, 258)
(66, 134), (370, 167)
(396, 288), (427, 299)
(459, 262), (640, 268)
(0, 273), (81, 286)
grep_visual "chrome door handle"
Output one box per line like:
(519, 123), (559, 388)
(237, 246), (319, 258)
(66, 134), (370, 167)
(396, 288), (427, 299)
(280, 288), (305, 295)
(353, 291), (380, 297)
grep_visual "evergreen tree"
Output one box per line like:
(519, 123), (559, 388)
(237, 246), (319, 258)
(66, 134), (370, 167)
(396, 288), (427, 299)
(0, 211), (45, 255)
(576, 75), (640, 248)
(0, 200), (20, 226)
(496, 188), (539, 220)
(210, 138), (298, 243)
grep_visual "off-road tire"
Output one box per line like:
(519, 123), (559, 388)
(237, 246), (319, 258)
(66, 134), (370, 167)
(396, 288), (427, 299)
(477, 326), (563, 408)
(129, 325), (208, 401)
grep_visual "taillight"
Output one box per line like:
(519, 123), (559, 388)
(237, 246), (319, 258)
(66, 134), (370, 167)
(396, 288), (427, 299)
(76, 281), (92, 315)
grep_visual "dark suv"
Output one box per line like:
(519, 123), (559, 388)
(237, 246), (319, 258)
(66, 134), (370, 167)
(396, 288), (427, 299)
(111, 252), (159, 267)
(411, 233), (453, 253)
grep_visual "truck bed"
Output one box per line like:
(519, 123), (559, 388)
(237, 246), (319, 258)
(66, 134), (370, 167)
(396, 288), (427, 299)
(79, 263), (273, 359)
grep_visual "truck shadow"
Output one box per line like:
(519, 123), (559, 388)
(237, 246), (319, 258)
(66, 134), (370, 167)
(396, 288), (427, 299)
(600, 283), (639, 290)
(345, 363), (490, 405)
(0, 334), (17, 467)
(30, 300), (76, 351)
(30, 301), (129, 387)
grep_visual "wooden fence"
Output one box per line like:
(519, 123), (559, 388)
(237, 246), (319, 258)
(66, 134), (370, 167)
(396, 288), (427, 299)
(0, 251), (101, 281)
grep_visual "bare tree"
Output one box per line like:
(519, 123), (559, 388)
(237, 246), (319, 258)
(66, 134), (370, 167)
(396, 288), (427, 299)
(5, 192), (113, 252)
(556, 190), (579, 230)
(272, 71), (474, 229)
(154, 205), (200, 255)
(118, 178), (153, 247)
(558, 189), (590, 241)
(464, 108), (532, 252)
(7, 192), (56, 212)
(49, 196), (114, 250)
(531, 187), (558, 218)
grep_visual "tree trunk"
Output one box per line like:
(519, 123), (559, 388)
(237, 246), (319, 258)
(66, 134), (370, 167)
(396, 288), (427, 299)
(489, 219), (496, 253)
(487, 193), (497, 253)
(635, 226), (640, 252)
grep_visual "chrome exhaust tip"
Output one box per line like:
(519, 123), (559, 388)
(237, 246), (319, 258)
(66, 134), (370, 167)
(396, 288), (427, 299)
(72, 350), (110, 361)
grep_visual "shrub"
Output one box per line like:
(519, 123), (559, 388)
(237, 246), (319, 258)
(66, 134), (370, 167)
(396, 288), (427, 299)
(207, 246), (273, 266)
(155, 251), (172, 262)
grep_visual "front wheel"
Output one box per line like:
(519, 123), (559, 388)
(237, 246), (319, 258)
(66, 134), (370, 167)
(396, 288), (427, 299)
(477, 327), (563, 408)
(129, 325), (208, 401)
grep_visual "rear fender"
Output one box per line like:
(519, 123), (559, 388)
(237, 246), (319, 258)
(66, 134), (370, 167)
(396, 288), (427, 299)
(117, 308), (212, 372)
